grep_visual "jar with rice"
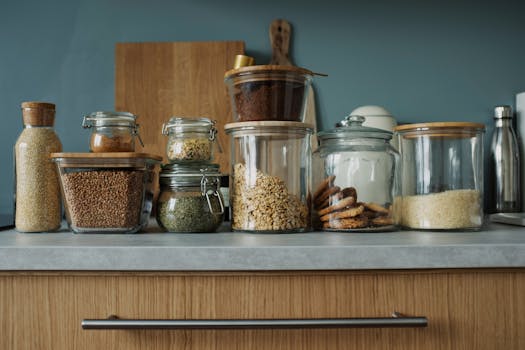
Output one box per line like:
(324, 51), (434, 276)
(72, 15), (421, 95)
(394, 122), (485, 230)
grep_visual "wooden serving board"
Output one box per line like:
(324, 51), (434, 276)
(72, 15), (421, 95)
(115, 41), (245, 172)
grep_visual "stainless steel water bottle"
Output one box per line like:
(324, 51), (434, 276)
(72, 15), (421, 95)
(490, 105), (521, 213)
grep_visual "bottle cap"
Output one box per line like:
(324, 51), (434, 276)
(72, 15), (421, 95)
(21, 101), (56, 126)
(494, 105), (513, 119)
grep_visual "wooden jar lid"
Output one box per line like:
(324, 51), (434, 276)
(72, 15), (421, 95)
(21, 101), (55, 126)
(394, 122), (485, 138)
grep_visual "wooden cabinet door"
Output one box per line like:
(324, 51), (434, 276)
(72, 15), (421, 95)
(1, 270), (524, 349)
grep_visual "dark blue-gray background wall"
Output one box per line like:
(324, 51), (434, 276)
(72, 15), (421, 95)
(1, 0), (524, 214)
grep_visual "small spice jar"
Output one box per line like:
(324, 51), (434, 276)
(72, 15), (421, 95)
(312, 115), (400, 232)
(156, 163), (224, 233)
(82, 111), (142, 152)
(162, 117), (217, 163)
(225, 121), (312, 233)
(394, 122), (485, 230)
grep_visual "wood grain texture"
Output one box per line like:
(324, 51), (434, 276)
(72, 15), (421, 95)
(1, 270), (524, 349)
(268, 19), (318, 149)
(115, 41), (245, 172)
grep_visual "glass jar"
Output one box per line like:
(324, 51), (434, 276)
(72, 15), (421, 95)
(15, 102), (62, 232)
(312, 115), (400, 232)
(162, 117), (217, 163)
(156, 163), (224, 233)
(224, 121), (312, 233)
(394, 122), (485, 230)
(82, 111), (142, 152)
(224, 65), (313, 122)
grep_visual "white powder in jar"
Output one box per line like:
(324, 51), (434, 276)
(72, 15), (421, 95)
(399, 189), (482, 229)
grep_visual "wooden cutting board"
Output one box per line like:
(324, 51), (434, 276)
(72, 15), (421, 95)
(115, 41), (245, 172)
(269, 19), (318, 150)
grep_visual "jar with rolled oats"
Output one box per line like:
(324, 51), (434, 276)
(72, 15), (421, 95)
(224, 121), (312, 233)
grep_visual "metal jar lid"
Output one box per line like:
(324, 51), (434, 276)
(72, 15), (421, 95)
(162, 117), (217, 140)
(159, 163), (224, 215)
(159, 163), (221, 187)
(82, 111), (138, 128)
(318, 115), (393, 142)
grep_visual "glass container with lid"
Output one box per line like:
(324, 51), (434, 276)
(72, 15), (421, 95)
(82, 111), (142, 152)
(394, 122), (485, 230)
(312, 115), (400, 231)
(225, 121), (312, 233)
(224, 65), (314, 122)
(156, 163), (224, 233)
(162, 117), (217, 163)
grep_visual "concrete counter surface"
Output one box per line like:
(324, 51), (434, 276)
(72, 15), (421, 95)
(0, 222), (524, 271)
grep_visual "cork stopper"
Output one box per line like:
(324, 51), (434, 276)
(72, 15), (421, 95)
(21, 101), (56, 126)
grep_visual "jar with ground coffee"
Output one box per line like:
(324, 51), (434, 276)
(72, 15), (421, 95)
(224, 66), (313, 122)
(162, 117), (217, 163)
(15, 102), (63, 232)
(156, 163), (224, 233)
(82, 111), (142, 152)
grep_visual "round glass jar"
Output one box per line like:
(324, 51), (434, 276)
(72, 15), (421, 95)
(156, 163), (224, 233)
(394, 122), (485, 230)
(224, 121), (312, 233)
(312, 115), (400, 232)
(224, 65), (313, 122)
(82, 111), (142, 152)
(162, 117), (217, 163)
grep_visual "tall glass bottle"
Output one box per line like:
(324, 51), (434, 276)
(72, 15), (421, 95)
(15, 102), (63, 232)
(490, 105), (521, 213)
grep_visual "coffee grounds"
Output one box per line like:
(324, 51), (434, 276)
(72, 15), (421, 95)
(234, 80), (305, 121)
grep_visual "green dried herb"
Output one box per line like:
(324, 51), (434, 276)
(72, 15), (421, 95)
(157, 194), (223, 232)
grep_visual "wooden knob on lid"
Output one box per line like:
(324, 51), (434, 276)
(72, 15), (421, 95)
(21, 101), (56, 126)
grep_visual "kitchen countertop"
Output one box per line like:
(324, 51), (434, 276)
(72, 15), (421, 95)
(0, 222), (524, 271)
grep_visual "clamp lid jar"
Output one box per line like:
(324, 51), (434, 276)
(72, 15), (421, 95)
(157, 163), (224, 233)
(162, 117), (217, 163)
(82, 111), (143, 152)
(313, 115), (400, 231)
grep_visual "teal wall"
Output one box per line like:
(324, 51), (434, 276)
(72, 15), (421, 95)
(1, 0), (525, 213)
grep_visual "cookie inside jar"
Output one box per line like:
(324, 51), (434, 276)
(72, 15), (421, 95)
(311, 115), (400, 232)
(312, 175), (397, 232)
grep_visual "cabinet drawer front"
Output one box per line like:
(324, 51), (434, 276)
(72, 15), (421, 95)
(1, 271), (524, 349)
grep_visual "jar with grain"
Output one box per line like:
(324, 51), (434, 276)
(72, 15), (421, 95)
(162, 117), (217, 163)
(51, 153), (161, 233)
(156, 163), (224, 233)
(312, 115), (400, 232)
(225, 121), (312, 233)
(82, 111), (142, 152)
(394, 122), (485, 230)
(15, 102), (62, 232)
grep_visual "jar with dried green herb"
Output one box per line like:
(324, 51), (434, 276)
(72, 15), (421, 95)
(162, 117), (217, 163)
(15, 102), (63, 232)
(156, 163), (224, 232)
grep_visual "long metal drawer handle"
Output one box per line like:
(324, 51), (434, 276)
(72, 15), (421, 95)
(82, 312), (427, 330)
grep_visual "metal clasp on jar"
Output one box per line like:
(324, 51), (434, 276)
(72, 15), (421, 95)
(200, 171), (224, 215)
